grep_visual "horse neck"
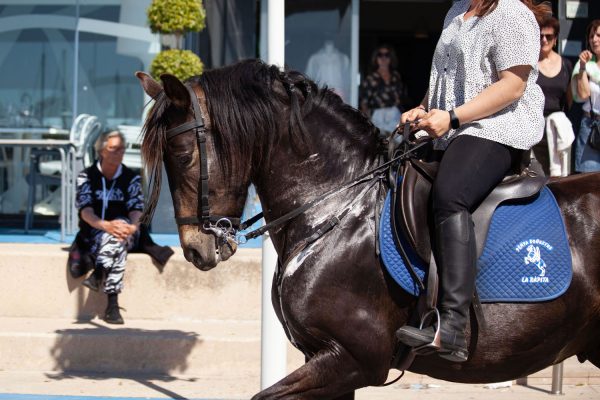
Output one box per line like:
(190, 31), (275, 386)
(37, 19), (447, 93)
(252, 115), (380, 255)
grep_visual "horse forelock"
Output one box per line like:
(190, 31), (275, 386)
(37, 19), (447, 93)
(140, 90), (169, 224)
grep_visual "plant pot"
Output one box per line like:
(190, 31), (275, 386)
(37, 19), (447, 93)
(160, 33), (184, 50)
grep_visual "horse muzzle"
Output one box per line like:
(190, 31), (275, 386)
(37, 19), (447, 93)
(180, 229), (238, 271)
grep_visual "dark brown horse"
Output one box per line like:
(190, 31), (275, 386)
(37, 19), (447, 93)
(136, 59), (600, 400)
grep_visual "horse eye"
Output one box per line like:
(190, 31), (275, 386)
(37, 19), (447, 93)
(177, 153), (193, 167)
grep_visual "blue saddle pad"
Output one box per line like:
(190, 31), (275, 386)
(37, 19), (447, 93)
(379, 186), (572, 302)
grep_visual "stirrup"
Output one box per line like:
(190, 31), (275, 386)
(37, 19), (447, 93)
(413, 308), (442, 356)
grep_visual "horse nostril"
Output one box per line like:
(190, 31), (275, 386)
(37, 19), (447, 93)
(183, 247), (199, 263)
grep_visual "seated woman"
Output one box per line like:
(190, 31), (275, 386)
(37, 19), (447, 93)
(72, 130), (172, 324)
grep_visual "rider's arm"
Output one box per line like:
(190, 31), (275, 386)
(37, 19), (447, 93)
(418, 65), (530, 136)
(453, 65), (529, 125)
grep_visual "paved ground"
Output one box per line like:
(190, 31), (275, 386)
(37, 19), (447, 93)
(0, 371), (599, 400)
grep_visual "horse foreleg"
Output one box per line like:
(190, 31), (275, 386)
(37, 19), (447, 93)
(251, 349), (375, 400)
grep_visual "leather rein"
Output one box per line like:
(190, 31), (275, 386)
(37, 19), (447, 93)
(164, 84), (427, 244)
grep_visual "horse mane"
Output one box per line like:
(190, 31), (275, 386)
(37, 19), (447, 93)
(141, 59), (379, 223)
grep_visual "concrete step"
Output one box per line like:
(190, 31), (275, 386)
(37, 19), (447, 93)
(0, 243), (598, 388)
(0, 316), (304, 376)
(0, 244), (262, 321)
(0, 316), (596, 386)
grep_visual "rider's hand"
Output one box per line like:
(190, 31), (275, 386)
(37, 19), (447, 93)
(417, 109), (451, 138)
(400, 106), (427, 125)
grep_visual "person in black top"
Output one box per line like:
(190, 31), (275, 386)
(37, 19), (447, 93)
(75, 130), (144, 324)
(359, 45), (410, 135)
(534, 15), (573, 174)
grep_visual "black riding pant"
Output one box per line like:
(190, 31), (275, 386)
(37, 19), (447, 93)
(432, 135), (523, 225)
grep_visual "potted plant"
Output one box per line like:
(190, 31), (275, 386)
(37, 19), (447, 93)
(147, 0), (205, 81)
(147, 0), (206, 50)
(150, 48), (204, 81)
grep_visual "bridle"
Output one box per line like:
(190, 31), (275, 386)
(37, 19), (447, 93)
(163, 83), (429, 245)
(164, 84), (241, 240)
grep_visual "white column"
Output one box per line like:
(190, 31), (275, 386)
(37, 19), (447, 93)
(350, 0), (359, 108)
(260, 233), (287, 389)
(261, 1), (287, 390)
(267, 0), (285, 68)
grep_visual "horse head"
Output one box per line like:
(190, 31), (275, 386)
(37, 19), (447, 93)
(136, 71), (250, 271)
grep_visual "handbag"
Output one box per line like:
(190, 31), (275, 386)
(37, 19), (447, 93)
(587, 98), (600, 151)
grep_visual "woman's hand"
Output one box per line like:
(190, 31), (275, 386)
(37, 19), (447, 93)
(579, 50), (593, 71)
(417, 109), (451, 138)
(101, 219), (133, 241)
(400, 106), (427, 124)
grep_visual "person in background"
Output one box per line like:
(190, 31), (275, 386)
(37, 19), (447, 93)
(75, 130), (143, 324)
(359, 45), (410, 135)
(571, 19), (600, 173)
(395, 0), (548, 362)
(534, 15), (573, 176)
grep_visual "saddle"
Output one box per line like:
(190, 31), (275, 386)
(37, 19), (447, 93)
(386, 144), (549, 369)
(393, 151), (548, 264)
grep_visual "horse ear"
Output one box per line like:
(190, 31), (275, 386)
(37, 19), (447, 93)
(135, 71), (162, 99)
(160, 74), (190, 109)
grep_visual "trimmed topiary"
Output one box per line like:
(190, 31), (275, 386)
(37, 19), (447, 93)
(147, 0), (206, 34)
(150, 49), (204, 81)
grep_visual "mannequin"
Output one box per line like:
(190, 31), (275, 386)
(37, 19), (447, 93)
(305, 40), (351, 102)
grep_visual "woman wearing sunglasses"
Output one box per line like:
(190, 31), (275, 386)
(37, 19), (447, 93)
(359, 45), (410, 135)
(396, 0), (549, 362)
(571, 19), (600, 173)
(535, 15), (573, 176)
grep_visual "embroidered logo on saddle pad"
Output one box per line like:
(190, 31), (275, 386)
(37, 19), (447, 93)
(379, 186), (573, 303)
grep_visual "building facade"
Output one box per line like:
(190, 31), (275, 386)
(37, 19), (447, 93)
(0, 0), (597, 232)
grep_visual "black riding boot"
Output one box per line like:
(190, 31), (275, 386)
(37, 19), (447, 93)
(396, 210), (477, 362)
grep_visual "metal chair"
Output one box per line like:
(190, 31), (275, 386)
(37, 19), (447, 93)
(25, 115), (101, 230)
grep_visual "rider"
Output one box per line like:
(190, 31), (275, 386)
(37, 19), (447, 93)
(395, 0), (548, 362)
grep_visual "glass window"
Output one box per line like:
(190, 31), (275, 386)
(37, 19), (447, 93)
(285, 0), (353, 103)
(0, 3), (77, 130)
(0, 1), (158, 221)
(76, 1), (157, 128)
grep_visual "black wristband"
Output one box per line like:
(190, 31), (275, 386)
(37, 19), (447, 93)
(449, 109), (460, 129)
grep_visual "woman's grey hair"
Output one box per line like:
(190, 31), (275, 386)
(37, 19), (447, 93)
(94, 130), (127, 158)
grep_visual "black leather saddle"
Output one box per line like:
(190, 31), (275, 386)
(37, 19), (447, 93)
(393, 153), (548, 263)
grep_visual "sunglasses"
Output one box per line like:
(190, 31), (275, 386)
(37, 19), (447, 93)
(540, 33), (556, 41)
(377, 52), (390, 58)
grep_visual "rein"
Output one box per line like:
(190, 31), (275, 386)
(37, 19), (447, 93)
(239, 139), (428, 242)
(164, 85), (427, 244)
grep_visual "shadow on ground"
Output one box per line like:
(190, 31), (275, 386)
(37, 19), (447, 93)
(46, 320), (201, 400)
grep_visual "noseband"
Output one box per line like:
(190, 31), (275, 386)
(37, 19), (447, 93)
(164, 85), (241, 237)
